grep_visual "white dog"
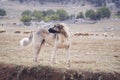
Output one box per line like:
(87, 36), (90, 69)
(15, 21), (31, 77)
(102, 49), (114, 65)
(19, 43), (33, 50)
(20, 23), (71, 65)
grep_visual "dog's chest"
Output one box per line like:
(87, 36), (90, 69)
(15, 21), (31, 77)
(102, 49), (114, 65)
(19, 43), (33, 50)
(55, 34), (69, 48)
(45, 34), (70, 48)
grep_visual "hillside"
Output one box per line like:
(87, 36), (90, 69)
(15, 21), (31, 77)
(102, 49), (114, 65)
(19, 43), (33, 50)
(0, 0), (96, 17)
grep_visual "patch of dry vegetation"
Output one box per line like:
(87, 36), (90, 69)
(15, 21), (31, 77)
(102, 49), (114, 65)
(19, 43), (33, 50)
(0, 29), (120, 73)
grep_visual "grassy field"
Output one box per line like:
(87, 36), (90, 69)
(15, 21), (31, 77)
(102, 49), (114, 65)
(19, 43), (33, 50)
(0, 21), (120, 73)
(0, 1), (120, 79)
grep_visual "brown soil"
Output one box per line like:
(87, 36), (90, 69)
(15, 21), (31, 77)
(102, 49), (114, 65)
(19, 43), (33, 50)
(0, 63), (120, 80)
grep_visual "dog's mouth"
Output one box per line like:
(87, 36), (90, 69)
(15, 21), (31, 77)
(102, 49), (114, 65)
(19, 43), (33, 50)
(48, 28), (60, 33)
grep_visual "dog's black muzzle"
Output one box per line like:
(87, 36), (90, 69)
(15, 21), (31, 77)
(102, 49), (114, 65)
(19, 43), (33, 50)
(48, 28), (60, 33)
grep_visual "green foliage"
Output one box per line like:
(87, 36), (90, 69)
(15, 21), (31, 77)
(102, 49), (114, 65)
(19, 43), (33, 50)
(0, 9), (6, 16)
(21, 10), (32, 16)
(115, 10), (120, 18)
(33, 10), (43, 21)
(21, 15), (32, 23)
(76, 12), (84, 19)
(50, 14), (59, 21)
(69, 14), (75, 19)
(43, 16), (51, 22)
(85, 9), (97, 20)
(96, 7), (111, 18)
(45, 9), (55, 16)
(85, 7), (111, 20)
(117, 10), (120, 16)
(56, 9), (69, 21)
(21, 10), (32, 25)
(20, 9), (69, 22)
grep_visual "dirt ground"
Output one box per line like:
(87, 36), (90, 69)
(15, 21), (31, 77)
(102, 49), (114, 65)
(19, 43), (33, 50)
(0, 31), (120, 80)
(0, 27), (120, 71)
(0, 63), (120, 80)
(0, 21), (120, 79)
(0, 1), (120, 79)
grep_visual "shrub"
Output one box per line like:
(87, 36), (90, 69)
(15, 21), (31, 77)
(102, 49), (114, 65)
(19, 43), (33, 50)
(96, 7), (111, 18)
(21, 15), (32, 25)
(76, 12), (84, 19)
(43, 16), (50, 22)
(85, 7), (111, 20)
(33, 10), (43, 21)
(20, 9), (69, 22)
(117, 10), (120, 16)
(21, 10), (32, 16)
(56, 9), (69, 21)
(45, 9), (55, 16)
(0, 9), (6, 16)
(85, 9), (97, 20)
(50, 14), (59, 21)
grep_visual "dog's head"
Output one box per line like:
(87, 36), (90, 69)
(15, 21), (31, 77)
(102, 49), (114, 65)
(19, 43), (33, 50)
(48, 24), (61, 33)
(48, 23), (70, 37)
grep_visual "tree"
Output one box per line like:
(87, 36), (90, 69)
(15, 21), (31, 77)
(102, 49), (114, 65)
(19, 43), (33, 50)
(20, 9), (70, 22)
(85, 9), (97, 20)
(43, 16), (50, 22)
(21, 10), (32, 16)
(0, 9), (6, 16)
(117, 10), (120, 16)
(96, 7), (111, 18)
(21, 15), (32, 25)
(76, 12), (84, 19)
(33, 10), (43, 21)
(56, 9), (69, 21)
(45, 9), (55, 16)
(50, 14), (59, 21)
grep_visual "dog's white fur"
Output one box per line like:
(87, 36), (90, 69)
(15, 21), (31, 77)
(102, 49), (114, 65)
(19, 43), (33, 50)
(20, 23), (71, 66)
(20, 37), (30, 46)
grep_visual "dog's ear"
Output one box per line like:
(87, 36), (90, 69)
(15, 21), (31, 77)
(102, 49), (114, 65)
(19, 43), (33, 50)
(59, 24), (68, 38)
(58, 24), (63, 30)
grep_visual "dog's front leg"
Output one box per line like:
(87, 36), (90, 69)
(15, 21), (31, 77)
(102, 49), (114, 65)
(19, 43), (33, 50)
(51, 38), (58, 64)
(51, 47), (57, 64)
(66, 48), (71, 67)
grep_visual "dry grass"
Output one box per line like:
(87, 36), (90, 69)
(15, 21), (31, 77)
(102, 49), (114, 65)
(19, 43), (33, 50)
(0, 19), (120, 73)
(0, 27), (120, 73)
(0, 2), (120, 79)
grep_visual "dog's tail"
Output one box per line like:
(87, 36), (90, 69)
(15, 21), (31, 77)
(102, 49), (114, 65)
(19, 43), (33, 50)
(20, 33), (33, 46)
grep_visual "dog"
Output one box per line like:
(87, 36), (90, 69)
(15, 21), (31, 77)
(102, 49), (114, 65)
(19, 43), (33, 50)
(20, 23), (71, 65)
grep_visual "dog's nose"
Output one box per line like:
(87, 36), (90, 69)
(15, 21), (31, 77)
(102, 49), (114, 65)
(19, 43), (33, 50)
(48, 28), (60, 33)
(48, 28), (53, 33)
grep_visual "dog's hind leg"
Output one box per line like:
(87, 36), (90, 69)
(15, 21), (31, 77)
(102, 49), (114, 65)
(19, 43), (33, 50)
(33, 39), (45, 62)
